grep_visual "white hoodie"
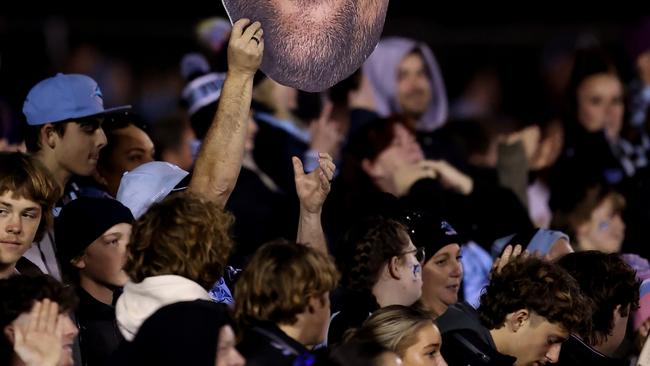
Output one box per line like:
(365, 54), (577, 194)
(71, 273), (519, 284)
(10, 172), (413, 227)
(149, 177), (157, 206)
(115, 275), (211, 340)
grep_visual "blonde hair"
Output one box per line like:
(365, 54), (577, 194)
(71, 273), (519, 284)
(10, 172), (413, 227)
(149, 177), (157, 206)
(235, 239), (339, 326)
(345, 305), (436, 357)
(124, 192), (234, 289)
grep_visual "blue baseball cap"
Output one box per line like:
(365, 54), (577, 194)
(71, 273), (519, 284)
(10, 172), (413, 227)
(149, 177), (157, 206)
(23, 73), (131, 126)
(116, 161), (189, 219)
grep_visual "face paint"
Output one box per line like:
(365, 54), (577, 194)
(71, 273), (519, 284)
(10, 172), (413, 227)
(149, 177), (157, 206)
(412, 263), (422, 278)
(598, 220), (611, 231)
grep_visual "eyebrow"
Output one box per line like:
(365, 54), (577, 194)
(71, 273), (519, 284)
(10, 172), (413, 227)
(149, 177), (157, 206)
(0, 201), (39, 211)
(550, 335), (569, 343)
(423, 343), (441, 352)
(103, 232), (122, 238)
(126, 148), (147, 153)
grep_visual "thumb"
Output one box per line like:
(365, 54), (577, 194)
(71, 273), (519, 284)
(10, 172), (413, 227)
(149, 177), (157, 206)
(292, 156), (305, 178)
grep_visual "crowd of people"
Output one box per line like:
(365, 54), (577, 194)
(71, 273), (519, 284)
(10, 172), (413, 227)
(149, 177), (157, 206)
(3, 13), (650, 366)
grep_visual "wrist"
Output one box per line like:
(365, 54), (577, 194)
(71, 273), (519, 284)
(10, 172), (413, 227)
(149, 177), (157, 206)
(226, 69), (256, 81)
(300, 205), (322, 216)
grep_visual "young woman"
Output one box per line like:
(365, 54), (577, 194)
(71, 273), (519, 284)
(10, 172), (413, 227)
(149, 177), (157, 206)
(347, 305), (447, 366)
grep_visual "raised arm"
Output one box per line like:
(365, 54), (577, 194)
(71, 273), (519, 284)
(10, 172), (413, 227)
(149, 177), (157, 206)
(293, 153), (335, 254)
(189, 19), (263, 207)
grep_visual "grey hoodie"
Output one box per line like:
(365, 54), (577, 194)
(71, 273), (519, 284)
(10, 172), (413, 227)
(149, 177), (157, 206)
(363, 37), (448, 132)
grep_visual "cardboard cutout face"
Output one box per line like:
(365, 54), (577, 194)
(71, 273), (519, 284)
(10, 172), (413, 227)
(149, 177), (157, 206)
(222, 0), (389, 92)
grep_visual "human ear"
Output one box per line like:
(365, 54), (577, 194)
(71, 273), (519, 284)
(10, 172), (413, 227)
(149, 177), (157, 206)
(41, 124), (58, 149)
(388, 256), (402, 280)
(71, 254), (86, 270)
(361, 158), (380, 178)
(507, 309), (529, 332)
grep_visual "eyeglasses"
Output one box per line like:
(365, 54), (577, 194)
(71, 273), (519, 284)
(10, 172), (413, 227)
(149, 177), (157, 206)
(400, 246), (426, 264)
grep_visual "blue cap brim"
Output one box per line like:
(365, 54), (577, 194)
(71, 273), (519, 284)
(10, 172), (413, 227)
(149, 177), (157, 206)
(101, 105), (132, 115)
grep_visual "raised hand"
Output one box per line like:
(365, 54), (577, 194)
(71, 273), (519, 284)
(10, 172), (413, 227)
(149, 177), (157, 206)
(426, 160), (474, 195)
(227, 19), (264, 77)
(390, 161), (437, 197)
(13, 299), (64, 366)
(293, 153), (335, 214)
(491, 244), (530, 278)
(309, 102), (344, 160)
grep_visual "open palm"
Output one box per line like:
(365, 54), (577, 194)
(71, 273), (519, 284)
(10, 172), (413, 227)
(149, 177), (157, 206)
(293, 153), (335, 214)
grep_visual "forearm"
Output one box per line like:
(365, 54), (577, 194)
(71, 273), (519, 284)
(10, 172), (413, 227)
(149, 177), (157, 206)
(189, 71), (253, 207)
(297, 208), (328, 255)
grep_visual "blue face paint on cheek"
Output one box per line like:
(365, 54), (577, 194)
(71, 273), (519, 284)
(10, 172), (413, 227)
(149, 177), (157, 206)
(598, 221), (611, 231)
(412, 263), (422, 278)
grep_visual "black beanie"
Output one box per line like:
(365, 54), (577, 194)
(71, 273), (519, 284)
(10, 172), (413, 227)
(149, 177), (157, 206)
(55, 197), (134, 266)
(400, 210), (461, 264)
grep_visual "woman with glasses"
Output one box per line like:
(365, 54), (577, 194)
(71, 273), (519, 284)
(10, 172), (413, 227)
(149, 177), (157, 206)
(402, 211), (463, 318)
(328, 216), (423, 345)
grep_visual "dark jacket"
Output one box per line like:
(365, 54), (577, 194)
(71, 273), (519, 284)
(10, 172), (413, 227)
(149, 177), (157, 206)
(437, 302), (516, 366)
(552, 334), (628, 366)
(226, 166), (298, 268)
(327, 289), (379, 346)
(238, 320), (315, 366)
(76, 288), (123, 366)
(110, 300), (232, 366)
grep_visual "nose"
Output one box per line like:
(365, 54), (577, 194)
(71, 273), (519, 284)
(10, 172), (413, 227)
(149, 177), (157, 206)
(96, 127), (107, 150)
(546, 343), (562, 363)
(6, 214), (22, 235)
(231, 348), (246, 366)
(450, 258), (463, 278)
(61, 314), (79, 340)
(436, 353), (448, 366)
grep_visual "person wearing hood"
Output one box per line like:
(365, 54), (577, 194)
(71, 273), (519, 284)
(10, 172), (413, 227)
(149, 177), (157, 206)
(113, 300), (244, 366)
(363, 37), (448, 134)
(491, 228), (573, 261)
(115, 193), (234, 341)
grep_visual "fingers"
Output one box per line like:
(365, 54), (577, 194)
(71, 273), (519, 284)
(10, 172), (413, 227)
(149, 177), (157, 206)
(512, 244), (523, 258)
(231, 18), (251, 38)
(242, 21), (262, 42)
(318, 170), (331, 191)
(417, 161), (438, 179)
(44, 300), (58, 334)
(55, 314), (64, 339)
(292, 156), (305, 179)
(318, 153), (336, 181)
(250, 28), (264, 48)
(497, 245), (513, 273)
(27, 300), (42, 333)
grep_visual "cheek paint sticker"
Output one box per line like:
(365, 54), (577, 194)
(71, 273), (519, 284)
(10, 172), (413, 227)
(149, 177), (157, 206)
(222, 0), (389, 92)
(412, 263), (422, 278)
(598, 220), (611, 231)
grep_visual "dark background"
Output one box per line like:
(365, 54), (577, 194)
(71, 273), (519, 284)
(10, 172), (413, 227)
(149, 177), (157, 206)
(0, 10), (646, 139)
